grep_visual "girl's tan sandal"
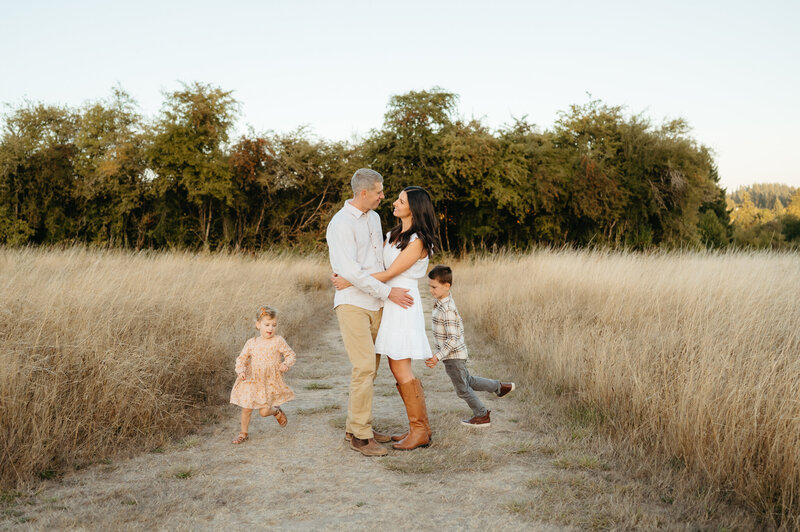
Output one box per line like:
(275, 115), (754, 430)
(274, 407), (288, 427)
(231, 432), (249, 444)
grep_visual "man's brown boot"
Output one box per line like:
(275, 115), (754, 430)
(392, 379), (432, 451)
(345, 430), (392, 444)
(350, 436), (388, 456)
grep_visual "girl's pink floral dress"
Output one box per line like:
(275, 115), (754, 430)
(229, 335), (296, 409)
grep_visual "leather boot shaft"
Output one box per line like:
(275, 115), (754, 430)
(392, 378), (431, 451)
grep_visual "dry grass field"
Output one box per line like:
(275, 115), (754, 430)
(0, 247), (330, 489)
(1, 246), (796, 529)
(1, 249), (758, 530)
(455, 248), (800, 528)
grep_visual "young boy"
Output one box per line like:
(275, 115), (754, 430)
(425, 265), (514, 427)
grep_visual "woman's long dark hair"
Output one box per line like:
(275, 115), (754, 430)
(388, 186), (440, 257)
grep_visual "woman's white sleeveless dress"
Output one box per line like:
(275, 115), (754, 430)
(374, 233), (432, 360)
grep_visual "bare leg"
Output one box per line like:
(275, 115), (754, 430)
(388, 357), (415, 384)
(241, 408), (253, 433)
(233, 408), (254, 444)
(259, 406), (277, 417)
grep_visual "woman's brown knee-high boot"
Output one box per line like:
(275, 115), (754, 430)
(390, 382), (433, 443)
(392, 378), (431, 451)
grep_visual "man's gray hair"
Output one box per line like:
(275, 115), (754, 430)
(351, 168), (383, 195)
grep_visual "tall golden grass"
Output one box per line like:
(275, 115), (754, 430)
(0, 247), (329, 488)
(455, 249), (800, 526)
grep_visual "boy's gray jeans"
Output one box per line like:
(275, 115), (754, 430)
(442, 359), (500, 417)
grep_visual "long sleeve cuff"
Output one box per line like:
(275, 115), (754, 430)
(377, 282), (391, 300)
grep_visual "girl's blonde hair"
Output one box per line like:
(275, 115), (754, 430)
(256, 306), (278, 321)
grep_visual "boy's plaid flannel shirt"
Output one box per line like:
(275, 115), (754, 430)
(431, 295), (469, 361)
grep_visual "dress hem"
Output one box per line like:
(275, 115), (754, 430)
(380, 352), (430, 360)
(230, 395), (294, 409)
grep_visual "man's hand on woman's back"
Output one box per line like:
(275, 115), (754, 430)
(388, 287), (413, 309)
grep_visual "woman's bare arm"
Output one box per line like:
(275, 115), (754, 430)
(371, 239), (425, 282)
(331, 239), (426, 290)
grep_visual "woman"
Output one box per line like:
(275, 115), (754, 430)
(333, 186), (439, 450)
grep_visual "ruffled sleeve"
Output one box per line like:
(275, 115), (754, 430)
(234, 338), (253, 376)
(277, 336), (296, 368)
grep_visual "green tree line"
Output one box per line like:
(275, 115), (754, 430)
(729, 183), (797, 210)
(727, 185), (800, 248)
(1, 83), (743, 251)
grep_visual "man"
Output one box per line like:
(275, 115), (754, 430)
(326, 168), (413, 457)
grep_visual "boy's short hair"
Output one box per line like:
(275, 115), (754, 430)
(428, 264), (453, 285)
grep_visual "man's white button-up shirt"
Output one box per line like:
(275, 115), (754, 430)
(326, 200), (391, 311)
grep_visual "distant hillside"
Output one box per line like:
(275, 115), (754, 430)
(728, 183), (798, 209)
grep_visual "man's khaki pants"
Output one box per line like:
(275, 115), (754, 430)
(335, 304), (382, 440)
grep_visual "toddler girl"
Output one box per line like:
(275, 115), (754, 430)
(230, 306), (296, 444)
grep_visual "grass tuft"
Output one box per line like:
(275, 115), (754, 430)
(296, 404), (341, 415)
(304, 383), (334, 390)
(552, 453), (607, 471)
(173, 469), (193, 480)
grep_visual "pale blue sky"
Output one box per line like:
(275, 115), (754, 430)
(2, 0), (798, 190)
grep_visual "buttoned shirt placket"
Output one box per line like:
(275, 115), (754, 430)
(367, 215), (383, 269)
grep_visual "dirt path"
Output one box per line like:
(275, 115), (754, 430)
(2, 290), (731, 531)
